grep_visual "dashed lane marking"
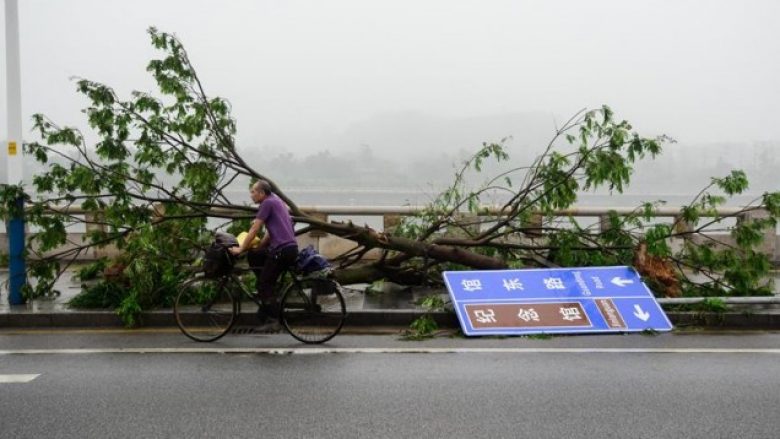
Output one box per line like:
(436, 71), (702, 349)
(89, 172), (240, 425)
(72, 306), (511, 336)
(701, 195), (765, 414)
(0, 348), (779, 355)
(0, 374), (40, 383)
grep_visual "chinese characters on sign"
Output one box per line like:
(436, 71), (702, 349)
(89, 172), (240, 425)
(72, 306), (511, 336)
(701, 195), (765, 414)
(543, 277), (565, 290)
(467, 303), (591, 329)
(465, 278), (527, 292)
(461, 279), (482, 292)
(473, 309), (497, 324)
(517, 308), (540, 322)
(445, 266), (673, 335)
(503, 278), (524, 291)
(559, 307), (582, 322)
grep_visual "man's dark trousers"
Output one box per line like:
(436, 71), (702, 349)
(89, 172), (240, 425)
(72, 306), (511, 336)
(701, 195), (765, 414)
(247, 244), (299, 308)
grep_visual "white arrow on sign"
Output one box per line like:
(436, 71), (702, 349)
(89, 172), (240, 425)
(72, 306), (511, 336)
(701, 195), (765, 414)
(633, 305), (650, 321)
(611, 277), (635, 287)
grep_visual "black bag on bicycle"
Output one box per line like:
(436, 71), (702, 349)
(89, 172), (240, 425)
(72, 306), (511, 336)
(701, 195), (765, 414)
(203, 232), (238, 278)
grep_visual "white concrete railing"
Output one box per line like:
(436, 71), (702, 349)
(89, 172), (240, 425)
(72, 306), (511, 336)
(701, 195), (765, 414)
(2, 205), (777, 262)
(300, 205), (776, 263)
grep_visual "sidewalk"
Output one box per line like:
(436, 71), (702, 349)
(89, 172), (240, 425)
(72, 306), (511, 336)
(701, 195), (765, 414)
(3, 308), (780, 330)
(2, 269), (780, 330)
(0, 272), (445, 328)
(3, 291), (780, 330)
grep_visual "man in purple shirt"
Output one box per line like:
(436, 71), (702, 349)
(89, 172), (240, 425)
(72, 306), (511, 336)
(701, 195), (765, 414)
(229, 180), (298, 324)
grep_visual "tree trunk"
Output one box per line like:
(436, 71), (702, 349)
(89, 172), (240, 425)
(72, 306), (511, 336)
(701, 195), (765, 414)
(302, 217), (508, 270)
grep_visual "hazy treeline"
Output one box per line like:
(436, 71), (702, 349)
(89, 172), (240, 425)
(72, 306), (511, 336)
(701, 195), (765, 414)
(23, 139), (779, 199)
(241, 140), (780, 196)
(242, 111), (780, 195)
(20, 108), (779, 197)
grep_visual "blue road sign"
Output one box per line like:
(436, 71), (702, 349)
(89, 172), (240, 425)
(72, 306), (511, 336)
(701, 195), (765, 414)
(443, 266), (673, 336)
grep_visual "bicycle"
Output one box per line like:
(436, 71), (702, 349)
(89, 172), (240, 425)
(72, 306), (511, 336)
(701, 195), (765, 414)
(173, 262), (347, 344)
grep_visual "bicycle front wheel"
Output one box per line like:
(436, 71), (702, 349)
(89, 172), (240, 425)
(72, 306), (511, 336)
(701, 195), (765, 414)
(281, 278), (346, 344)
(174, 275), (240, 342)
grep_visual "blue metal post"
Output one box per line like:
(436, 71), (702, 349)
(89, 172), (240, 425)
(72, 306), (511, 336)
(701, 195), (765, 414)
(8, 197), (26, 304)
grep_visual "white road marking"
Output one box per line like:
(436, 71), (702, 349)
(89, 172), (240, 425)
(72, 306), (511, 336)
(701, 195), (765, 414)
(0, 348), (779, 355)
(0, 374), (40, 383)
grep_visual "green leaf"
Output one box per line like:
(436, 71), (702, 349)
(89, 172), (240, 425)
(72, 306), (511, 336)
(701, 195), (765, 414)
(680, 205), (700, 226)
(763, 192), (780, 217)
(714, 170), (749, 196)
(645, 224), (671, 256)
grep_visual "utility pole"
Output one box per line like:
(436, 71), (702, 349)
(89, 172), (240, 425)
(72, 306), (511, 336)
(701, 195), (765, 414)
(4, 0), (27, 305)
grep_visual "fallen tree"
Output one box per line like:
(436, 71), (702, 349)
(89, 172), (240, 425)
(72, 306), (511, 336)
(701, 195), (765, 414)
(2, 29), (778, 324)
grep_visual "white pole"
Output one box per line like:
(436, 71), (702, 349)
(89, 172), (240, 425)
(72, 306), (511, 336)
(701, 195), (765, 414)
(5, 0), (26, 305)
(5, 0), (22, 184)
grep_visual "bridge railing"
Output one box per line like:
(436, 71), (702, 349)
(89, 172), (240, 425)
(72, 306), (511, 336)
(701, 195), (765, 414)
(3, 205), (777, 263)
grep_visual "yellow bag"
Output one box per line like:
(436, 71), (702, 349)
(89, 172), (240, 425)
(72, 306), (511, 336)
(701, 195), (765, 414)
(237, 232), (262, 249)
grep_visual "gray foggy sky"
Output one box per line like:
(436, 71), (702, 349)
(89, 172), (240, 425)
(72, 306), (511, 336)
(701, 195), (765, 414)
(2, 0), (780, 157)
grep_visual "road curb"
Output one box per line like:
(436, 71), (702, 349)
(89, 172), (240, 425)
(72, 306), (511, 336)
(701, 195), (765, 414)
(1, 309), (780, 329)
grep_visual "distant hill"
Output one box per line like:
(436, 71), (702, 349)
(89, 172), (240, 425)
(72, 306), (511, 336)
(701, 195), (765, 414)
(329, 110), (558, 159)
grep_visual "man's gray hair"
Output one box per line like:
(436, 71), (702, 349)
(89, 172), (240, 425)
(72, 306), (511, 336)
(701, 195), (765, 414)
(254, 180), (273, 195)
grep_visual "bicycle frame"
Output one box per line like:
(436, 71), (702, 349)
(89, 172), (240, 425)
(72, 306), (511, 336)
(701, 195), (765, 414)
(174, 261), (346, 344)
(219, 266), (308, 313)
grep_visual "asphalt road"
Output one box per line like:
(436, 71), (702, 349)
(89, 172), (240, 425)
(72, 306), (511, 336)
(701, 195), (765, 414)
(1, 330), (780, 438)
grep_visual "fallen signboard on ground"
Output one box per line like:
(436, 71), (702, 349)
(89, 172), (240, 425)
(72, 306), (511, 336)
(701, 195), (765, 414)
(443, 266), (673, 336)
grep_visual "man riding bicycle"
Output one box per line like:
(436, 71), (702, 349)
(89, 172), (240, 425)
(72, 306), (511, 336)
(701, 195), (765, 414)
(229, 180), (298, 328)
(173, 179), (346, 343)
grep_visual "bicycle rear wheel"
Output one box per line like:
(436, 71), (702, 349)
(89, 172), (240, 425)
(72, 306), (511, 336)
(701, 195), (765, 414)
(174, 275), (240, 342)
(280, 278), (346, 344)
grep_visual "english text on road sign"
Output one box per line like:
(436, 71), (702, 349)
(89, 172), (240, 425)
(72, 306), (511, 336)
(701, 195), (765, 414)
(443, 266), (673, 336)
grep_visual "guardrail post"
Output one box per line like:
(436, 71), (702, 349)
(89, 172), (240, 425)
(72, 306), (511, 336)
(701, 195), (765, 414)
(737, 208), (776, 259)
(307, 213), (329, 238)
(599, 215), (612, 234)
(84, 212), (108, 259)
(456, 213), (480, 236)
(383, 214), (402, 235)
(673, 215), (693, 234)
(151, 203), (165, 223)
(522, 212), (544, 237)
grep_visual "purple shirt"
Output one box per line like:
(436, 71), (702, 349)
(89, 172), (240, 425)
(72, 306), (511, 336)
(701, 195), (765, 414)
(256, 194), (297, 251)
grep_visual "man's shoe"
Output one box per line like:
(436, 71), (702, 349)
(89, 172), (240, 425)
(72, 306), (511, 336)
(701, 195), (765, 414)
(256, 306), (270, 324)
(255, 318), (282, 334)
(256, 302), (280, 323)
